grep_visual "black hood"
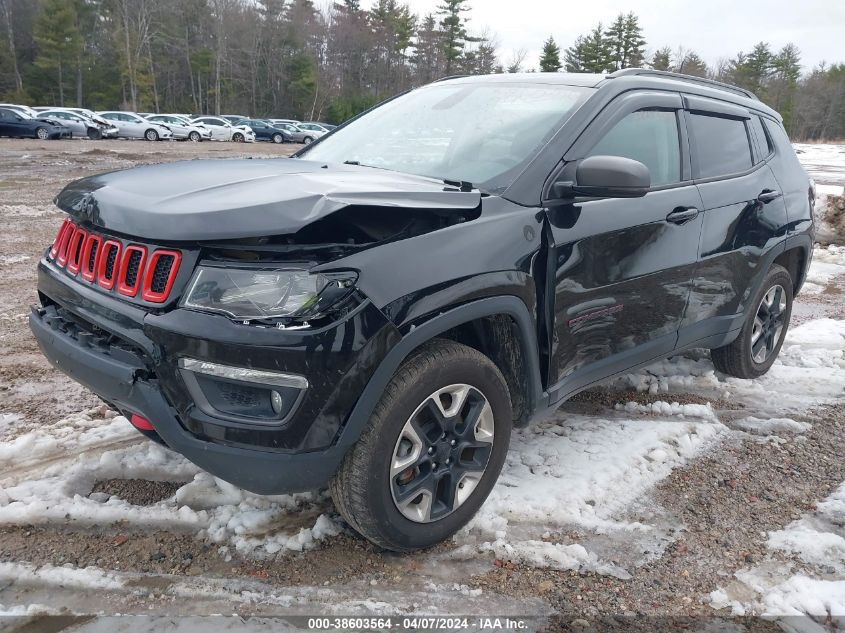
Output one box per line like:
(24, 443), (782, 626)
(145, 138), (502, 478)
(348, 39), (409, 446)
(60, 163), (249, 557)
(55, 158), (481, 241)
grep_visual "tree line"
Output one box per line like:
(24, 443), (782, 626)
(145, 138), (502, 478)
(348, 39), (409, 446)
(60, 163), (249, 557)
(0, 0), (843, 139)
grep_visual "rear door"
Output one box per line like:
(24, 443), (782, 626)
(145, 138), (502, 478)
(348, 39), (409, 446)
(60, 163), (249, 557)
(678, 96), (789, 346)
(546, 91), (704, 401)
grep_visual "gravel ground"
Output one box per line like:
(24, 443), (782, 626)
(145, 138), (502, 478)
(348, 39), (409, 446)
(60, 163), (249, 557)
(0, 139), (844, 628)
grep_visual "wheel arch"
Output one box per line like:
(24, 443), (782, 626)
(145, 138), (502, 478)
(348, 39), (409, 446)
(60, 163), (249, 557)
(775, 235), (812, 296)
(335, 296), (545, 450)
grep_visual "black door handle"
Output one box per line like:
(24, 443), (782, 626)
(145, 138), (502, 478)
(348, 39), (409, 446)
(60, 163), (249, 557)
(757, 190), (783, 204)
(666, 206), (700, 224)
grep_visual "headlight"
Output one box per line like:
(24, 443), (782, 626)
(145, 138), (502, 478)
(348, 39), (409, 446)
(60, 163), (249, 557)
(180, 266), (356, 321)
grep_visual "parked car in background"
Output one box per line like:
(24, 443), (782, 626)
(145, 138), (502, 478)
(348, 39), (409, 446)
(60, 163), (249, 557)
(0, 103), (40, 119)
(98, 111), (173, 141)
(145, 114), (210, 141)
(269, 118), (301, 127)
(231, 118), (290, 143)
(302, 121), (336, 131)
(271, 122), (326, 144)
(0, 108), (70, 139)
(294, 122), (330, 144)
(58, 108), (120, 137)
(39, 109), (113, 140)
(191, 116), (255, 142)
(221, 115), (248, 124)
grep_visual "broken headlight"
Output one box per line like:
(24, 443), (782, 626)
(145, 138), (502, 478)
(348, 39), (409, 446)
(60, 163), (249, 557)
(180, 265), (356, 321)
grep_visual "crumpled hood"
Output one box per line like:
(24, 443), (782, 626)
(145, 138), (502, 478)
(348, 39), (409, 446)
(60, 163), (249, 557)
(55, 158), (480, 241)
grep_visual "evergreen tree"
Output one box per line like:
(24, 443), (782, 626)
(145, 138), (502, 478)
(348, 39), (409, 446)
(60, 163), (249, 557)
(651, 46), (672, 71)
(538, 35), (561, 72)
(437, 0), (475, 75)
(581, 23), (610, 73)
(605, 13), (645, 70)
(677, 51), (708, 77)
(770, 43), (801, 130)
(564, 35), (587, 72)
(33, 0), (81, 106)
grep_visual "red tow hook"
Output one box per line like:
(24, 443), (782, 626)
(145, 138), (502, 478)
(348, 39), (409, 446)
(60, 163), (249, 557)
(129, 414), (155, 431)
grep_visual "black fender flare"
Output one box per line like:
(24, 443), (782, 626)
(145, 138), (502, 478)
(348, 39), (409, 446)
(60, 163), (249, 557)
(333, 296), (545, 450)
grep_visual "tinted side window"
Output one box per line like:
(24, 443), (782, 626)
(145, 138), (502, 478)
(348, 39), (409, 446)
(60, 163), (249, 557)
(749, 115), (773, 161)
(588, 110), (681, 187)
(689, 113), (752, 178)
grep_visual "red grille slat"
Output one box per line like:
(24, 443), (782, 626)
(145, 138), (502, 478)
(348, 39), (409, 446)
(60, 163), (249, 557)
(50, 219), (73, 259)
(49, 219), (182, 303)
(141, 250), (182, 303)
(80, 234), (101, 282)
(117, 245), (147, 297)
(65, 228), (88, 275)
(96, 240), (122, 290)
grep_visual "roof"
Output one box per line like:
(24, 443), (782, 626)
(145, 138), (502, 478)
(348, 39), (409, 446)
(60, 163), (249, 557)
(434, 69), (780, 119)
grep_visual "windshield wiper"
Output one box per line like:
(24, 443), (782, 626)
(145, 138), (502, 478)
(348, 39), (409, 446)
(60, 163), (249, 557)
(443, 178), (475, 192)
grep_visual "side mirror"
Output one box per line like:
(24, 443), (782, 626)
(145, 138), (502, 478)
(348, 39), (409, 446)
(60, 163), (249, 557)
(552, 155), (650, 199)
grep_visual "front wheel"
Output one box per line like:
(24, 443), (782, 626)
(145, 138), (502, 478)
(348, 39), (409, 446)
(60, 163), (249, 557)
(232, 132), (244, 143)
(144, 129), (159, 141)
(303, 136), (314, 144)
(329, 339), (512, 552)
(35, 127), (49, 140)
(87, 128), (102, 140)
(711, 263), (793, 379)
(271, 133), (283, 144)
(188, 131), (201, 142)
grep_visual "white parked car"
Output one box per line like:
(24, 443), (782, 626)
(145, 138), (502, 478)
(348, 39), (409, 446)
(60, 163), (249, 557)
(98, 111), (173, 141)
(0, 103), (38, 118)
(191, 116), (255, 142)
(145, 114), (210, 141)
(38, 109), (115, 140)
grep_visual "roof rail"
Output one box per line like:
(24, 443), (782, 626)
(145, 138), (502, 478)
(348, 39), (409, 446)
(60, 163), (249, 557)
(433, 75), (469, 83)
(608, 68), (758, 101)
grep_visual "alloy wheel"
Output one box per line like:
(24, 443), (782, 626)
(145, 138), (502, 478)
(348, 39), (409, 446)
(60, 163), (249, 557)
(751, 284), (787, 364)
(390, 384), (495, 523)
(36, 127), (49, 140)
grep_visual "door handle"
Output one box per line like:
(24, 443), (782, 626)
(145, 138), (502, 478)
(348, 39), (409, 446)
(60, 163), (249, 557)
(757, 190), (783, 204)
(666, 206), (700, 224)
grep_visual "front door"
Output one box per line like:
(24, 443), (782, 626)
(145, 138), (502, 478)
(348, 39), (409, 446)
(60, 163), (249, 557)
(546, 92), (703, 402)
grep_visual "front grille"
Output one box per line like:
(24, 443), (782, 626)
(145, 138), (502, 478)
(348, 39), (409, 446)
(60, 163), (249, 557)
(47, 220), (182, 304)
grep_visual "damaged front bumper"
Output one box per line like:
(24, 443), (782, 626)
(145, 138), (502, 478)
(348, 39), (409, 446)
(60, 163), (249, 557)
(30, 259), (401, 494)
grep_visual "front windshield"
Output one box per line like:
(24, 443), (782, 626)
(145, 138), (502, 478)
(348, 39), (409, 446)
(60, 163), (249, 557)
(300, 81), (593, 191)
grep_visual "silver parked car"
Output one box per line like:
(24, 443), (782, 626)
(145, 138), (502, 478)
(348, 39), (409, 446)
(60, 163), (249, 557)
(145, 114), (210, 141)
(39, 109), (114, 140)
(272, 122), (327, 144)
(98, 111), (173, 141)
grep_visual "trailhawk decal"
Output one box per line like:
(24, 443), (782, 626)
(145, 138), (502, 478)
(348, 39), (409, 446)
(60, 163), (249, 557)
(568, 304), (624, 329)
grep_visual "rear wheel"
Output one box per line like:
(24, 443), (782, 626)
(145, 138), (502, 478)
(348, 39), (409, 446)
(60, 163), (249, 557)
(35, 127), (49, 140)
(711, 263), (793, 379)
(144, 129), (159, 141)
(330, 339), (512, 552)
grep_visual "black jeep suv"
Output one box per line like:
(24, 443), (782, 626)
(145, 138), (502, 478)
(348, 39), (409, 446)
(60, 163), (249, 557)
(31, 70), (814, 551)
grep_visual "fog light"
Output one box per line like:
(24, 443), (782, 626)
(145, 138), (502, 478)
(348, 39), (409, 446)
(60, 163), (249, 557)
(271, 390), (284, 415)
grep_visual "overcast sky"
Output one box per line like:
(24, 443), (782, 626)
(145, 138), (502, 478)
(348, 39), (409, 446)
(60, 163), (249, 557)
(404, 0), (845, 72)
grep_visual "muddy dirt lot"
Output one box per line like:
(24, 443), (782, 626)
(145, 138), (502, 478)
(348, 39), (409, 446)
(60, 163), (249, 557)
(0, 139), (844, 630)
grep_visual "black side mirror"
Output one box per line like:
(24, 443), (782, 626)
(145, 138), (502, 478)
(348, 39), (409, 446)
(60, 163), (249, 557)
(552, 155), (651, 199)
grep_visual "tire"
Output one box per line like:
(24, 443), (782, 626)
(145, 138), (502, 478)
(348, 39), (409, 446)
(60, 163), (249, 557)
(710, 263), (793, 379)
(144, 129), (159, 141)
(303, 136), (314, 144)
(87, 128), (102, 140)
(232, 132), (244, 143)
(35, 127), (49, 140)
(188, 131), (201, 142)
(329, 339), (512, 552)
(271, 133), (283, 144)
